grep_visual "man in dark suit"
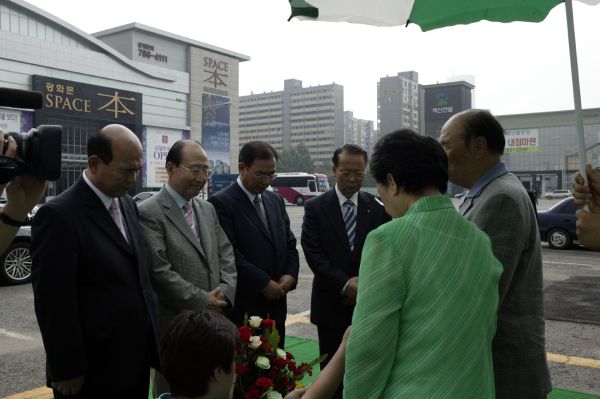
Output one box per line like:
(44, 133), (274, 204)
(301, 144), (389, 399)
(31, 124), (159, 398)
(208, 141), (299, 346)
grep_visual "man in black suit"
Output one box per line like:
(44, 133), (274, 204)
(301, 144), (389, 399)
(208, 141), (299, 346)
(31, 124), (159, 398)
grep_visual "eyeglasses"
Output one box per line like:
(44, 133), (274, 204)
(248, 169), (277, 181)
(338, 170), (366, 178)
(178, 165), (214, 179)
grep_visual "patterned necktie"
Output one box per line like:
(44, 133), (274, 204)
(182, 202), (198, 238)
(109, 199), (128, 243)
(344, 199), (357, 250)
(253, 195), (270, 232)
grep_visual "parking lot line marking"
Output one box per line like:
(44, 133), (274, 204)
(547, 352), (600, 369)
(2, 352), (600, 399)
(0, 329), (34, 341)
(1, 387), (51, 399)
(285, 315), (311, 326)
(544, 261), (598, 267)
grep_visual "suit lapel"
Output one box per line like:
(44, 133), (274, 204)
(232, 184), (273, 243)
(79, 180), (134, 256)
(119, 196), (141, 256)
(323, 190), (351, 251)
(355, 192), (372, 249)
(159, 190), (207, 262)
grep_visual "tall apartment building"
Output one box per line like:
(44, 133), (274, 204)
(377, 71), (420, 136)
(345, 111), (375, 152)
(239, 79), (344, 167)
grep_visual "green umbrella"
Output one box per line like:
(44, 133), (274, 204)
(288, 0), (600, 186)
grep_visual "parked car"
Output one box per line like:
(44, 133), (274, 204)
(133, 191), (158, 203)
(537, 197), (582, 249)
(542, 189), (572, 200)
(0, 226), (32, 285)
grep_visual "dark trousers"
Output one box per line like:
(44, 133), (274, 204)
(317, 325), (346, 399)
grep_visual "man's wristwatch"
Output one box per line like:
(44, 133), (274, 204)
(0, 208), (31, 226)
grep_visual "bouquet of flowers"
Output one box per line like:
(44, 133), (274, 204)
(234, 315), (326, 399)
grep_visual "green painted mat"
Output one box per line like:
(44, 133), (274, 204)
(284, 336), (600, 399)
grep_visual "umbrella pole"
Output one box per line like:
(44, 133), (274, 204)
(564, 0), (589, 187)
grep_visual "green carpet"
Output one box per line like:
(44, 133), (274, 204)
(285, 336), (600, 399)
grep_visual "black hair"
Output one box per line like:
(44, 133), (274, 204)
(239, 141), (278, 166)
(87, 132), (113, 164)
(461, 109), (506, 155)
(160, 310), (239, 397)
(165, 139), (203, 167)
(370, 129), (448, 194)
(332, 144), (368, 167)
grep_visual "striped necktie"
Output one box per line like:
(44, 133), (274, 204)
(182, 202), (198, 238)
(344, 199), (357, 250)
(253, 195), (270, 232)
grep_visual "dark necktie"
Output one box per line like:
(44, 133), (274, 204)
(344, 199), (357, 250)
(253, 195), (270, 232)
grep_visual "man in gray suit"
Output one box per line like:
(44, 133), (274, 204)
(138, 140), (237, 395)
(441, 109), (551, 399)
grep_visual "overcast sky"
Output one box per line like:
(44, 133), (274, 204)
(25, 0), (600, 126)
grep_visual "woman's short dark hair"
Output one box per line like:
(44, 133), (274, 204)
(160, 310), (239, 397)
(461, 109), (506, 155)
(332, 144), (368, 167)
(370, 129), (448, 194)
(87, 133), (113, 164)
(165, 140), (203, 167)
(239, 141), (278, 166)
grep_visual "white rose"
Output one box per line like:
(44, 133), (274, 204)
(256, 356), (271, 370)
(276, 348), (287, 359)
(266, 391), (283, 399)
(249, 316), (263, 328)
(249, 336), (262, 349)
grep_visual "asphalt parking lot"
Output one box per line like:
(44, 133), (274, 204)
(0, 199), (598, 397)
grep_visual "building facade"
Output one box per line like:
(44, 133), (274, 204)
(239, 79), (344, 167)
(498, 108), (600, 193)
(0, 0), (248, 196)
(421, 81), (474, 140)
(377, 71), (420, 137)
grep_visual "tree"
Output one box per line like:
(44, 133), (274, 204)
(277, 144), (315, 173)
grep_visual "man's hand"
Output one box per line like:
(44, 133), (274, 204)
(262, 280), (285, 301)
(576, 209), (600, 250)
(279, 274), (297, 295)
(573, 165), (600, 211)
(344, 277), (358, 301)
(207, 287), (228, 312)
(51, 375), (84, 396)
(284, 388), (306, 399)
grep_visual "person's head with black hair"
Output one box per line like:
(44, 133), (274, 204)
(160, 310), (239, 399)
(86, 124), (142, 198)
(440, 109), (505, 189)
(238, 141), (278, 195)
(370, 129), (448, 218)
(332, 144), (368, 199)
(165, 140), (211, 201)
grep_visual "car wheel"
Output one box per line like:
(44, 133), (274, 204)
(547, 228), (571, 250)
(0, 241), (32, 285)
(294, 195), (305, 206)
(546, 195), (552, 200)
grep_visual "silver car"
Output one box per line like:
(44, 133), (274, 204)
(543, 190), (572, 200)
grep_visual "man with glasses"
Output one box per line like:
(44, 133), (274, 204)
(138, 140), (237, 395)
(208, 141), (299, 347)
(300, 144), (389, 399)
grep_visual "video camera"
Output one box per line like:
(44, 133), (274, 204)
(0, 87), (62, 184)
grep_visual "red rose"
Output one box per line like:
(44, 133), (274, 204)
(255, 377), (274, 389)
(261, 342), (273, 352)
(274, 357), (287, 368)
(286, 351), (294, 360)
(245, 388), (261, 399)
(239, 326), (253, 343)
(235, 363), (249, 375)
(287, 361), (297, 372)
(262, 319), (275, 329)
(269, 368), (278, 377)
